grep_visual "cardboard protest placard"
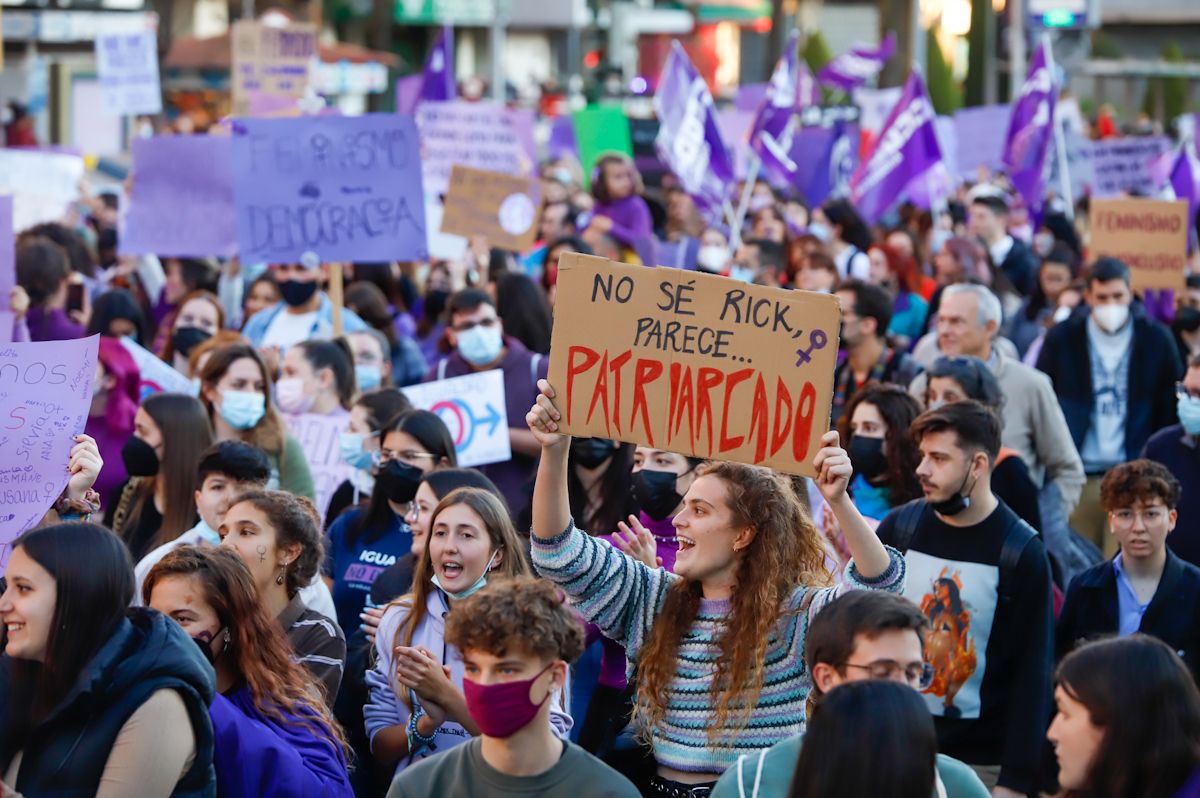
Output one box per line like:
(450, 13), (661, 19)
(231, 20), (317, 117)
(416, 101), (537, 196)
(121, 136), (237, 258)
(440, 166), (543, 252)
(0, 336), (99, 568)
(571, 105), (633, 189)
(402, 370), (511, 468)
(1090, 198), (1189, 292)
(94, 30), (162, 116)
(0, 196), (13, 299)
(0, 149), (84, 231)
(230, 113), (427, 264)
(285, 412), (354, 517)
(547, 254), (840, 477)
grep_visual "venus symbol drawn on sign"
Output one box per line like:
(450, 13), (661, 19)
(430, 399), (503, 452)
(794, 329), (828, 366)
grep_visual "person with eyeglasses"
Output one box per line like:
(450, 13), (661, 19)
(1141, 355), (1200, 568)
(1056, 460), (1200, 682)
(711, 591), (989, 798)
(323, 409), (457, 639)
(423, 288), (548, 522)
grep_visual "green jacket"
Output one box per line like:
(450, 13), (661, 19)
(711, 733), (989, 798)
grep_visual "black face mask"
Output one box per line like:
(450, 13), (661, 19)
(848, 436), (887, 483)
(279, 279), (319, 307)
(425, 289), (449, 320)
(632, 468), (683, 521)
(376, 460), (424, 505)
(571, 437), (616, 469)
(171, 326), (211, 358)
(930, 468), (975, 517)
(121, 435), (160, 478)
(191, 628), (227, 665)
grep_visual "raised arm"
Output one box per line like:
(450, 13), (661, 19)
(812, 430), (893, 580)
(527, 379), (572, 540)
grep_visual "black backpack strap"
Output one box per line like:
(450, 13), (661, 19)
(890, 499), (928, 554)
(998, 512), (1037, 605)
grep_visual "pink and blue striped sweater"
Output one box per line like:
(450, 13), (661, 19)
(531, 522), (906, 776)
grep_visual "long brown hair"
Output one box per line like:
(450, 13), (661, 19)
(836, 381), (923, 506)
(129, 393), (214, 548)
(159, 290), (225, 364)
(143, 546), (348, 753)
(199, 342), (285, 455)
(391, 488), (531, 659)
(230, 490), (324, 597)
(633, 462), (830, 742)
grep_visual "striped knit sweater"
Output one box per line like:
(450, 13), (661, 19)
(531, 521), (906, 775)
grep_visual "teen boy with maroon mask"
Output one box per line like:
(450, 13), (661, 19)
(384, 578), (638, 798)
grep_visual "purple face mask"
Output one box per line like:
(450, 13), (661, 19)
(462, 663), (556, 738)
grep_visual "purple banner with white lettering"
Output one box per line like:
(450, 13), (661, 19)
(1002, 40), (1056, 216)
(398, 25), (455, 114)
(121, 136), (237, 258)
(749, 30), (805, 181)
(231, 113), (427, 264)
(653, 41), (735, 212)
(0, 335), (98, 569)
(790, 120), (860, 207)
(849, 70), (942, 223)
(818, 33), (896, 92)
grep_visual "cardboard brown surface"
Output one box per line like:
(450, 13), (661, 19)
(231, 21), (317, 117)
(439, 165), (543, 252)
(546, 253), (841, 478)
(1089, 198), (1188, 292)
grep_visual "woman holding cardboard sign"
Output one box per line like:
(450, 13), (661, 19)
(525, 379), (905, 791)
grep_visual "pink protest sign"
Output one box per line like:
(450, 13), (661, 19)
(0, 335), (99, 568)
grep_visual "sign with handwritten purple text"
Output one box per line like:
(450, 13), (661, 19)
(231, 20), (317, 117)
(94, 30), (162, 116)
(230, 114), (427, 264)
(0, 336), (99, 568)
(121, 136), (237, 258)
(401, 370), (511, 468)
(416, 101), (537, 196)
(546, 254), (841, 478)
(284, 412), (353, 517)
(0, 196), (13, 300)
(1089, 136), (1173, 198)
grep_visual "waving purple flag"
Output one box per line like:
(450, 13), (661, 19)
(654, 41), (735, 212)
(1171, 143), (1199, 240)
(818, 33), (896, 92)
(749, 31), (803, 178)
(849, 70), (942, 223)
(1002, 40), (1056, 217)
(399, 26), (455, 113)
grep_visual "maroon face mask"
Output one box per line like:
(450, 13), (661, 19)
(462, 662), (556, 738)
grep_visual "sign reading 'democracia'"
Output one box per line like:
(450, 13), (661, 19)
(547, 254), (841, 478)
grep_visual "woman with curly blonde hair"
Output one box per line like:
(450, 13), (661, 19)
(526, 380), (905, 793)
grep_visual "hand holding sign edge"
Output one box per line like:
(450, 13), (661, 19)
(526, 379), (571, 454)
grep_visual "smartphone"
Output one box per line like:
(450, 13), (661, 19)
(67, 283), (85, 314)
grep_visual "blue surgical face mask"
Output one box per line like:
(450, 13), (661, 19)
(218, 389), (266, 430)
(729, 265), (755, 284)
(808, 220), (833, 243)
(431, 549), (500, 600)
(356, 364), (382, 393)
(1179, 393), (1200, 435)
(457, 325), (504, 366)
(339, 431), (375, 470)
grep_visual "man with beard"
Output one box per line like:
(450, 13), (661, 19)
(874, 401), (1054, 798)
(831, 280), (922, 424)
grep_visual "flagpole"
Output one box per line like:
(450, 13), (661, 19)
(730, 155), (763, 253)
(1042, 33), (1074, 220)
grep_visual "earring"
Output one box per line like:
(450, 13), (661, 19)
(275, 568), (286, 586)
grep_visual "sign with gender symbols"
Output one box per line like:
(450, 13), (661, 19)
(402, 370), (511, 468)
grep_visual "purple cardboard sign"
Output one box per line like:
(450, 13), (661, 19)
(416, 101), (538, 196)
(121, 136), (238, 258)
(953, 104), (1010, 178)
(0, 196), (13, 298)
(0, 335), (99, 568)
(231, 113), (428, 264)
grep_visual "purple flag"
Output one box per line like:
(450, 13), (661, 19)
(1171, 143), (1199, 238)
(0, 196), (12, 299)
(849, 70), (943, 223)
(398, 25), (455, 113)
(653, 41), (735, 212)
(790, 119), (860, 207)
(818, 33), (896, 92)
(1002, 40), (1056, 217)
(749, 31), (805, 180)
(120, 136), (238, 258)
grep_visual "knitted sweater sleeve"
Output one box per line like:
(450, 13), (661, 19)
(531, 521), (675, 660)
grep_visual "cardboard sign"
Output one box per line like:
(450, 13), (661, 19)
(121, 136), (237, 258)
(547, 254), (840, 477)
(401, 370), (511, 468)
(231, 20), (317, 117)
(94, 30), (162, 116)
(0, 196), (13, 299)
(0, 336), (99, 568)
(0, 149), (84, 231)
(284, 412), (354, 517)
(416, 101), (537, 196)
(1089, 136), (1173, 198)
(1090, 198), (1189, 292)
(230, 113), (427, 264)
(440, 165), (543, 252)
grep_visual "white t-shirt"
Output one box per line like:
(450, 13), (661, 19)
(1080, 315), (1133, 470)
(261, 309), (319, 352)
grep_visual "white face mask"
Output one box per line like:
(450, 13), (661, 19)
(696, 245), (729, 273)
(1092, 303), (1130, 334)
